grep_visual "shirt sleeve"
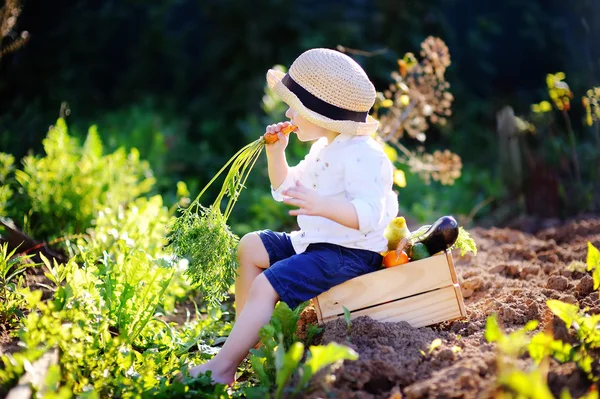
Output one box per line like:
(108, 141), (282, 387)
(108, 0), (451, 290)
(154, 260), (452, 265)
(344, 144), (394, 234)
(271, 138), (326, 202)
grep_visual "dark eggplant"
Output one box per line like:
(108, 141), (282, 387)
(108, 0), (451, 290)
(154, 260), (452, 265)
(413, 216), (459, 255)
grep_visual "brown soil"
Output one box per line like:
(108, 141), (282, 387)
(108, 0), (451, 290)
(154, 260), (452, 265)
(301, 217), (600, 399)
(0, 324), (20, 356)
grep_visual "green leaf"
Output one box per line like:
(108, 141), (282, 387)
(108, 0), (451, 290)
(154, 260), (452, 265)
(305, 343), (358, 376)
(524, 320), (539, 331)
(452, 227), (478, 256)
(82, 125), (103, 158)
(587, 241), (600, 272)
(500, 369), (554, 399)
(342, 305), (351, 328)
(305, 324), (323, 346)
(528, 332), (554, 363)
(428, 338), (442, 354)
(297, 343), (358, 392)
(586, 241), (600, 291)
(593, 266), (600, 291)
(547, 300), (579, 328)
(274, 341), (304, 399)
(484, 314), (503, 342)
(560, 388), (573, 399)
(271, 302), (301, 350)
(250, 355), (270, 386)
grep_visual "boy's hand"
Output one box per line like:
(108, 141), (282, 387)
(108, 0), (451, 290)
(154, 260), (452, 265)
(282, 182), (325, 216)
(264, 122), (292, 155)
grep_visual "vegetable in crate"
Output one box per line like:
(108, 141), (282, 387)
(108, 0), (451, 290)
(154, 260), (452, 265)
(383, 250), (409, 268)
(384, 216), (411, 251)
(167, 124), (298, 305)
(411, 215), (459, 256)
(408, 242), (430, 260)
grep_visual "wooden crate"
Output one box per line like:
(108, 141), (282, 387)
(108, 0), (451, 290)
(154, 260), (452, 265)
(313, 250), (467, 328)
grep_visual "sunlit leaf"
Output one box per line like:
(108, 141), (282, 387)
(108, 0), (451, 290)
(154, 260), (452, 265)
(587, 241), (600, 271)
(428, 338), (442, 354)
(547, 300), (579, 328)
(485, 314), (502, 342)
(305, 343), (358, 375)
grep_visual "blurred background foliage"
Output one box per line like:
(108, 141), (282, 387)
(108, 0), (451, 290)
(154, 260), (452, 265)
(1, 0), (599, 237)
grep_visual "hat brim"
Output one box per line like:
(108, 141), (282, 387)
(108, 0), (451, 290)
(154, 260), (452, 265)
(266, 69), (379, 136)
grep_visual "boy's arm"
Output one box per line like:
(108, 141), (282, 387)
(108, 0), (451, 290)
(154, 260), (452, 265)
(319, 198), (360, 230)
(267, 136), (326, 202)
(266, 150), (290, 190)
(282, 184), (360, 229)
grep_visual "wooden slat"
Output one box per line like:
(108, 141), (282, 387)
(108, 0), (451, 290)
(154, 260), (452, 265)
(316, 252), (453, 320)
(312, 296), (324, 325)
(446, 251), (459, 284)
(446, 252), (467, 317)
(453, 283), (467, 317)
(323, 285), (462, 328)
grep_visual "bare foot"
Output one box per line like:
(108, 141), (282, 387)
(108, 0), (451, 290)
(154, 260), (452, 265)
(186, 360), (236, 385)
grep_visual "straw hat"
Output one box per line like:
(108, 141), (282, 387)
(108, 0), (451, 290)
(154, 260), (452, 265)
(266, 48), (378, 136)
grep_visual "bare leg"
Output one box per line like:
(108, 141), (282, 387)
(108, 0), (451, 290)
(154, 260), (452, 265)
(187, 273), (279, 384)
(234, 233), (270, 318)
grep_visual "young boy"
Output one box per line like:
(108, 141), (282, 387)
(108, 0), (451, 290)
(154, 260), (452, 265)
(186, 48), (398, 384)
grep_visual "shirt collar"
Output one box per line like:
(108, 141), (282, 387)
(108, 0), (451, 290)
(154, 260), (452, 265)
(325, 133), (354, 147)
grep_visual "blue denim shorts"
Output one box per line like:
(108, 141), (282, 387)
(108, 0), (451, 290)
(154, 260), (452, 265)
(258, 230), (383, 309)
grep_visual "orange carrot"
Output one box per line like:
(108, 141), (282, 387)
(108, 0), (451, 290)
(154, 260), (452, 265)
(263, 124), (298, 144)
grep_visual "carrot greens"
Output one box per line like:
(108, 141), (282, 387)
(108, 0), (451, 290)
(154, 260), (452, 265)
(167, 138), (266, 305)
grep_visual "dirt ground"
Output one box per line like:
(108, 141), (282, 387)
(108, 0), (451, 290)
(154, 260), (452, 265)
(301, 217), (600, 399)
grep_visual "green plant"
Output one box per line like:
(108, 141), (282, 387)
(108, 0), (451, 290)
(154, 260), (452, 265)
(0, 242), (34, 327)
(0, 153), (14, 216)
(248, 302), (356, 399)
(12, 118), (155, 239)
(0, 245), (218, 397)
(485, 295), (600, 398)
(543, 300), (600, 382)
(485, 314), (557, 398)
(586, 241), (600, 293)
(342, 306), (352, 327)
(524, 74), (600, 216)
(452, 227), (478, 256)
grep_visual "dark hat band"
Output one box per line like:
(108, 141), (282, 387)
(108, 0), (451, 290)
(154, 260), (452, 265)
(282, 74), (368, 123)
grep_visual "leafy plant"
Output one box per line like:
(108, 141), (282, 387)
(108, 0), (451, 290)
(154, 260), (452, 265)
(0, 153), (14, 216)
(523, 74), (600, 216)
(247, 302), (354, 398)
(485, 314), (556, 398)
(248, 302), (357, 398)
(0, 247), (204, 397)
(12, 118), (155, 239)
(586, 241), (600, 293)
(452, 227), (478, 256)
(544, 300), (600, 381)
(0, 242), (34, 326)
(485, 291), (600, 399)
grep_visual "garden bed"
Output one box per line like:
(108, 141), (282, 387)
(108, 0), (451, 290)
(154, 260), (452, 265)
(304, 217), (600, 398)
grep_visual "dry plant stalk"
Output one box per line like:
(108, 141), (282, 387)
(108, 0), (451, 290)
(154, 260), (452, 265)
(374, 36), (462, 185)
(0, 0), (29, 59)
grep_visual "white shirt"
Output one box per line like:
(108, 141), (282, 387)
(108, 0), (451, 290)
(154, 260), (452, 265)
(272, 134), (398, 254)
